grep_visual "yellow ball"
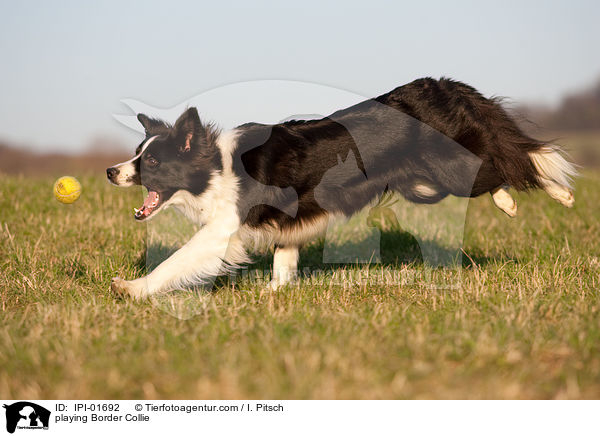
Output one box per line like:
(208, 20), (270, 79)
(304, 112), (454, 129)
(53, 176), (82, 204)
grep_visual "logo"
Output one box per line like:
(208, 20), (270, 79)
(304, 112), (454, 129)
(3, 402), (50, 434)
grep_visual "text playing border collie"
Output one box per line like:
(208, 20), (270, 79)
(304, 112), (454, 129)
(107, 78), (576, 299)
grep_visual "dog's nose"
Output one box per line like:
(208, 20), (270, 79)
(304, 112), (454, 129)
(106, 167), (119, 179)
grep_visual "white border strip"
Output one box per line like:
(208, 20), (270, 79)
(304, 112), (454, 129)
(2, 400), (598, 436)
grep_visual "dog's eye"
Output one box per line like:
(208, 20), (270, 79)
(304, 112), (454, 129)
(146, 155), (159, 167)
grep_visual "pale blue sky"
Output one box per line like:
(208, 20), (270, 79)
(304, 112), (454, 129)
(0, 0), (599, 152)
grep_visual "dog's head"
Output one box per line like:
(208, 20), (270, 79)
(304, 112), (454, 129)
(107, 107), (221, 221)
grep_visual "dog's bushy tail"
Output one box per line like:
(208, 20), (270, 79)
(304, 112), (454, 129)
(529, 145), (578, 190)
(482, 102), (577, 194)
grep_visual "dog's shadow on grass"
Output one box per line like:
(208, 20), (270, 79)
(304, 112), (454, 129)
(294, 228), (514, 273)
(133, 228), (519, 287)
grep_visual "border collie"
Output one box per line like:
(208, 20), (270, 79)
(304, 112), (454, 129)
(107, 77), (577, 299)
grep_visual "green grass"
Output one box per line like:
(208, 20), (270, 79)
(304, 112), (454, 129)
(1, 171), (600, 399)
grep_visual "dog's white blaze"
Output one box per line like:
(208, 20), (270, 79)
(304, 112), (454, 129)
(109, 135), (159, 186)
(115, 135), (159, 166)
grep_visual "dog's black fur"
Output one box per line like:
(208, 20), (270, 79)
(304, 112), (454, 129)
(231, 77), (546, 231)
(107, 77), (575, 297)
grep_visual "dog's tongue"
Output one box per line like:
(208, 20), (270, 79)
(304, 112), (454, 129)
(143, 191), (159, 209)
(135, 190), (160, 219)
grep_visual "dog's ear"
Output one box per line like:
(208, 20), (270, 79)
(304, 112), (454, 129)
(173, 107), (206, 154)
(137, 113), (167, 136)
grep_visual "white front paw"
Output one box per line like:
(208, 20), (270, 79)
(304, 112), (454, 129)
(267, 279), (282, 291)
(267, 274), (297, 291)
(111, 277), (149, 300)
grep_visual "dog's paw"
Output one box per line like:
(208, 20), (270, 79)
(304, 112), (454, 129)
(267, 279), (282, 291)
(111, 277), (148, 300)
(491, 187), (518, 218)
(557, 189), (575, 208)
(503, 198), (518, 218)
(267, 276), (297, 291)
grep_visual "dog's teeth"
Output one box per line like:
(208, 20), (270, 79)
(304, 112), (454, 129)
(134, 207), (140, 214)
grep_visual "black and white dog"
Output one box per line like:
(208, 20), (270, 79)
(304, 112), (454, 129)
(107, 77), (576, 299)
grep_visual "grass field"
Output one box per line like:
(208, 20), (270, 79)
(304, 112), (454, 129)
(1, 170), (600, 399)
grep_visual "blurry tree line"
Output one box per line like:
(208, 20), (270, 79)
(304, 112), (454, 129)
(518, 77), (600, 131)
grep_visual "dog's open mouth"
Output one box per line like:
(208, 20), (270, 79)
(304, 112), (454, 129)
(134, 190), (162, 220)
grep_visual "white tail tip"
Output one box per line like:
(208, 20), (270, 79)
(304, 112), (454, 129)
(529, 146), (578, 190)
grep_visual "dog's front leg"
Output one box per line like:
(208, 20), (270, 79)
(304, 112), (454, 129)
(268, 245), (299, 290)
(111, 221), (245, 300)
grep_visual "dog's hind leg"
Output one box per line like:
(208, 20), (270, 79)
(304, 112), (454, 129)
(491, 185), (517, 217)
(268, 245), (299, 290)
(538, 179), (575, 208)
